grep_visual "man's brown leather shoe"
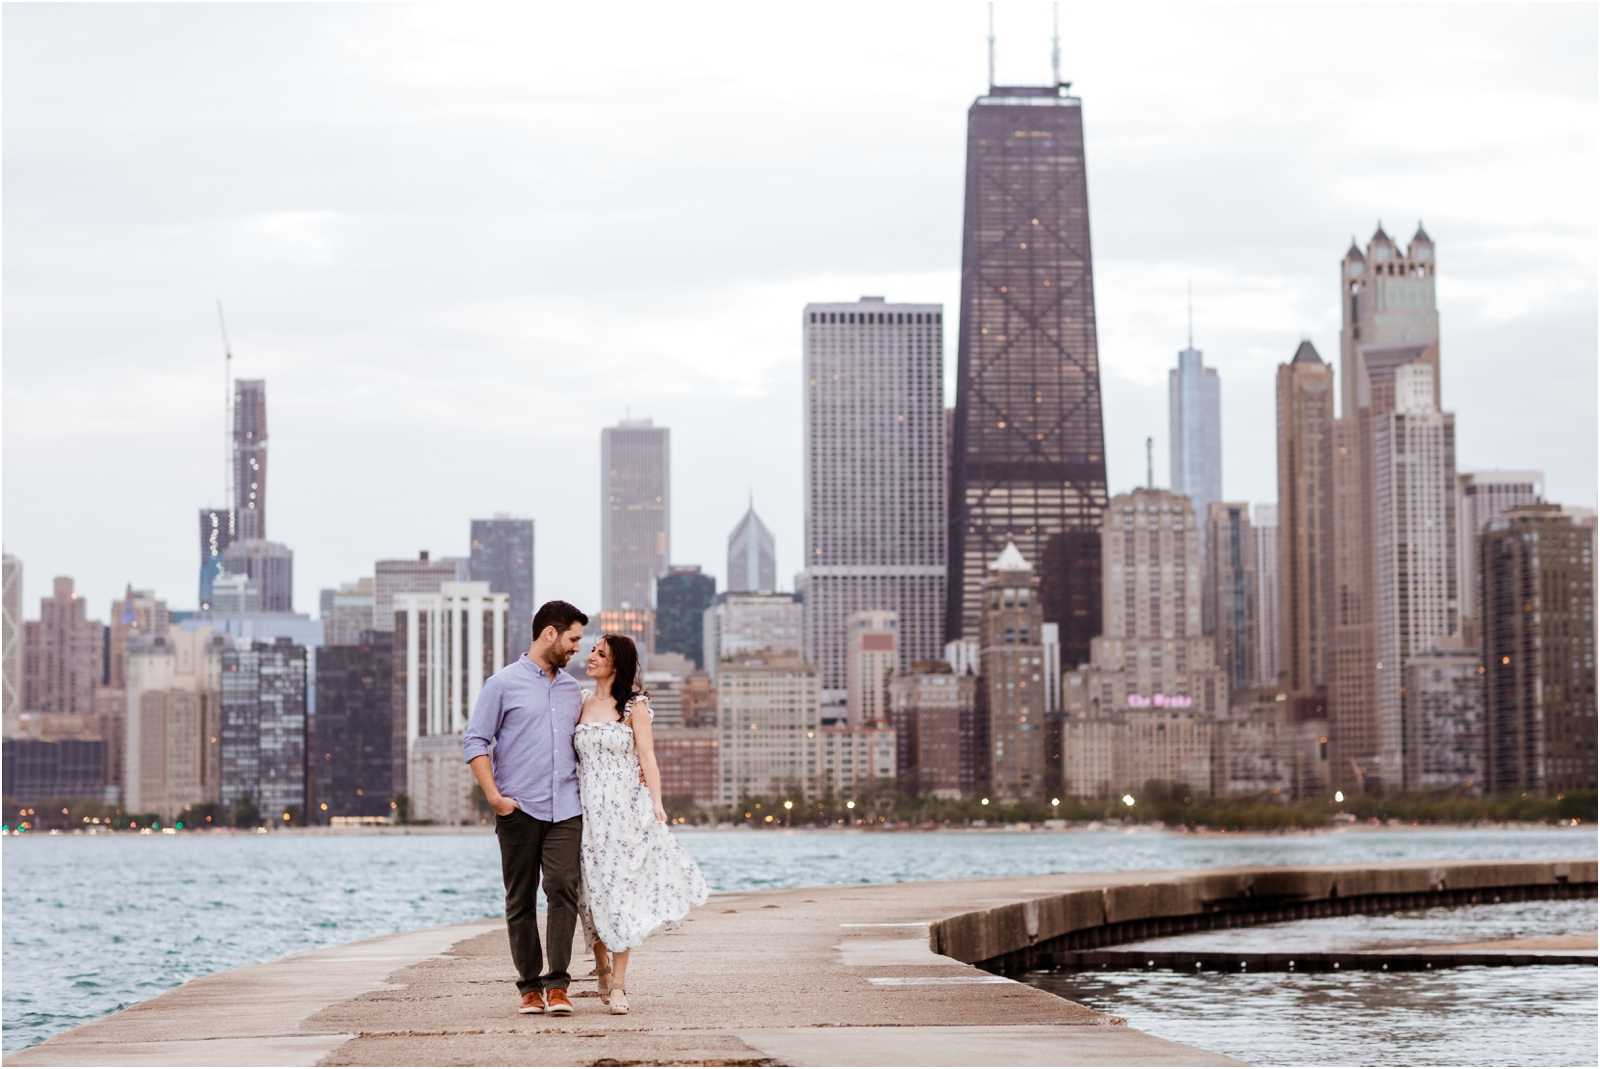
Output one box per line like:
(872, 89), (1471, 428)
(545, 988), (575, 1016)
(518, 990), (545, 1014)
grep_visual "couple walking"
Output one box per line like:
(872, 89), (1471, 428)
(463, 600), (708, 1016)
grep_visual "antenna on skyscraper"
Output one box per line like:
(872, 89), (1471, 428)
(1146, 437), (1154, 489)
(987, 3), (996, 90)
(1051, 3), (1061, 88)
(1187, 279), (1193, 349)
(217, 300), (233, 526)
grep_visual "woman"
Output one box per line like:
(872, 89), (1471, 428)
(576, 633), (709, 1015)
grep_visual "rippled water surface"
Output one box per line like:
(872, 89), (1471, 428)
(3, 826), (1594, 1055)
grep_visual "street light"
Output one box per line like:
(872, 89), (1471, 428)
(1122, 794), (1135, 807)
(1334, 791), (1345, 803)
(784, 799), (793, 827)
(1051, 798), (1060, 822)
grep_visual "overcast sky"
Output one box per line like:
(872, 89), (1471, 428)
(4, 2), (1595, 623)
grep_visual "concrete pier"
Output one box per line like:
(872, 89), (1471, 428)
(7, 856), (1593, 1067)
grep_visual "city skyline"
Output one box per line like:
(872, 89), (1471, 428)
(3, 4), (1594, 623)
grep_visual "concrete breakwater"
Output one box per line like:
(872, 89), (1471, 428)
(933, 858), (1597, 974)
(6, 857), (1592, 1068)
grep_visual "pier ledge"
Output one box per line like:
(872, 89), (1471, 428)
(7, 857), (1593, 1067)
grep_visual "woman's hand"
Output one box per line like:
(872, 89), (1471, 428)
(653, 801), (668, 824)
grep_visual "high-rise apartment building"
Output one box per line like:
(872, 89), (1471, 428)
(470, 516), (534, 650)
(844, 610), (897, 728)
(198, 507), (235, 611)
(977, 543), (1050, 800)
(656, 566), (715, 669)
(1455, 472), (1543, 629)
(703, 592), (803, 682)
(372, 553), (464, 632)
(1170, 342), (1221, 534)
(1481, 505), (1596, 793)
(1403, 644), (1484, 792)
(1204, 503), (1256, 695)
(1334, 225), (1439, 794)
(888, 668), (979, 797)
(32, 577), (104, 715)
(948, 82), (1108, 670)
(125, 625), (226, 813)
(598, 607), (654, 656)
(320, 579), (375, 646)
(233, 379), (269, 541)
(1276, 342), (1335, 726)
(716, 652), (820, 804)
(222, 540), (294, 613)
(819, 723), (896, 800)
(221, 638), (308, 822)
(803, 297), (946, 709)
(314, 630), (395, 820)
(727, 505), (776, 593)
(1373, 364), (1458, 789)
(652, 726), (719, 806)
(3, 555), (20, 721)
(393, 583), (509, 749)
(601, 419), (669, 611)
(1251, 504), (1281, 686)
(107, 586), (170, 690)
(137, 688), (221, 823)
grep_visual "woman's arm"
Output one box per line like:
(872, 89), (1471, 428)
(630, 701), (667, 823)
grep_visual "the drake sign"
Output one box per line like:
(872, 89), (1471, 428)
(1126, 693), (1193, 709)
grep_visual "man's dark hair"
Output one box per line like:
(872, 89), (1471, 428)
(531, 600), (588, 641)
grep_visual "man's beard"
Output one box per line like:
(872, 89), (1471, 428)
(548, 645), (575, 669)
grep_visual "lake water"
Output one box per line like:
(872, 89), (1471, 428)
(1024, 898), (1599, 1066)
(3, 826), (1594, 1057)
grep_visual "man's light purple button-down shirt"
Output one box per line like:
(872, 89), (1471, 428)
(462, 655), (583, 823)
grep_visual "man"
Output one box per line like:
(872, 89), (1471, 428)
(464, 599), (588, 1016)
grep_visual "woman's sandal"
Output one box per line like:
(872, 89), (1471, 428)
(608, 987), (629, 1015)
(596, 968), (613, 1004)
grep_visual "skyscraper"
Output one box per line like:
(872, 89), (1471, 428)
(372, 553), (463, 632)
(1203, 502), (1256, 695)
(703, 592), (803, 682)
(1455, 471), (1543, 630)
(1169, 342), (1222, 534)
(314, 630), (394, 820)
(1251, 504), (1281, 687)
(233, 379), (269, 541)
(34, 577), (105, 715)
(198, 507), (235, 611)
(220, 637), (308, 822)
(1481, 505), (1596, 793)
(601, 419), (669, 611)
(470, 515), (535, 650)
(2, 555), (20, 722)
(222, 539), (294, 613)
(803, 297), (946, 708)
(844, 609), (898, 728)
(1276, 342), (1334, 726)
(727, 504), (776, 593)
(948, 81), (1108, 671)
(656, 566), (716, 669)
(978, 543), (1053, 801)
(1333, 224), (1440, 794)
(1373, 364), (1458, 789)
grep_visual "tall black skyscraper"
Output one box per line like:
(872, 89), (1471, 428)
(947, 78), (1108, 670)
(314, 630), (395, 820)
(234, 379), (268, 541)
(655, 566), (716, 668)
(470, 516), (535, 648)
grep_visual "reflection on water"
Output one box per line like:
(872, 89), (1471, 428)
(2, 827), (1594, 1054)
(1028, 966), (1598, 1067)
(1027, 901), (1599, 1066)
